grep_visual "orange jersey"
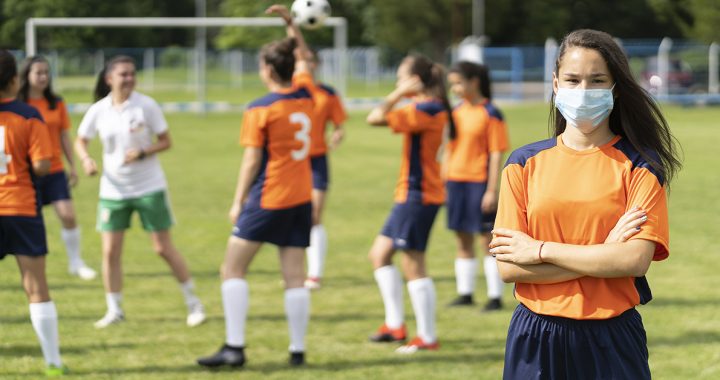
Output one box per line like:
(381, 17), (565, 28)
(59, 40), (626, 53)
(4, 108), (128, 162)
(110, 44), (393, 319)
(26, 97), (70, 173)
(386, 100), (447, 205)
(0, 99), (52, 217)
(240, 86), (314, 209)
(495, 135), (670, 320)
(293, 73), (347, 156)
(447, 100), (509, 182)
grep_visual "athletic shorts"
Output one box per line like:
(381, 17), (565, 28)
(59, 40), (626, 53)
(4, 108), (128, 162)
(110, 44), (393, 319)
(310, 155), (329, 191)
(0, 215), (48, 259)
(380, 201), (440, 252)
(97, 190), (174, 232)
(503, 303), (650, 380)
(446, 180), (496, 233)
(35, 171), (71, 206)
(233, 201), (312, 248)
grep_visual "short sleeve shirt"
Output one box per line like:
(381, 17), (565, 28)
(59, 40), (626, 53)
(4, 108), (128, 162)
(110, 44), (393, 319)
(27, 97), (71, 174)
(77, 92), (168, 200)
(447, 100), (509, 182)
(495, 135), (670, 319)
(0, 99), (52, 216)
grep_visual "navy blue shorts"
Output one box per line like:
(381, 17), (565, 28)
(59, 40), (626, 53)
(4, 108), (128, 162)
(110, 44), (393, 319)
(380, 201), (440, 252)
(310, 155), (329, 191)
(35, 171), (71, 206)
(446, 180), (495, 233)
(232, 202), (312, 248)
(0, 215), (48, 260)
(504, 303), (650, 380)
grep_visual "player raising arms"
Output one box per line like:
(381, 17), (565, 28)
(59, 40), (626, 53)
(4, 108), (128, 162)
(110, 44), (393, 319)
(276, 8), (347, 290)
(299, 52), (346, 291)
(491, 29), (681, 379)
(366, 55), (452, 353)
(444, 61), (509, 311)
(197, 4), (315, 368)
(18, 56), (97, 281)
(0, 49), (68, 376)
(75, 55), (206, 329)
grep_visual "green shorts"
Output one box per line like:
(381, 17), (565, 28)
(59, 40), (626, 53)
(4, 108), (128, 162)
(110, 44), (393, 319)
(97, 191), (175, 232)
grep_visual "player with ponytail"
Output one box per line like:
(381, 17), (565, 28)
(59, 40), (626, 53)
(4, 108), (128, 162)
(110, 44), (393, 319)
(365, 54), (450, 353)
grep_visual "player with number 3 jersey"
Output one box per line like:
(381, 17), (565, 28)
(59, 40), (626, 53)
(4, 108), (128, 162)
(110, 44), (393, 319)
(198, 4), (315, 369)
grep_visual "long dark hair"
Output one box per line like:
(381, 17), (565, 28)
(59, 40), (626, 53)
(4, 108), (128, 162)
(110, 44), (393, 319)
(406, 54), (457, 139)
(94, 55), (135, 101)
(550, 29), (681, 185)
(450, 61), (492, 100)
(0, 50), (17, 93)
(260, 37), (298, 83)
(18, 56), (60, 109)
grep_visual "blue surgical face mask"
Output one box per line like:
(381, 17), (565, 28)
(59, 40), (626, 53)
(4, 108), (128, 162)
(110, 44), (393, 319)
(554, 85), (615, 130)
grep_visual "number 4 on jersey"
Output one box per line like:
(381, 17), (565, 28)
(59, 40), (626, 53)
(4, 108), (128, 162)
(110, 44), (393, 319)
(290, 112), (311, 161)
(0, 126), (12, 174)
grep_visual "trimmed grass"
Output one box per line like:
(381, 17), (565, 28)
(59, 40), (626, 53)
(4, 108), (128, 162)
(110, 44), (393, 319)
(0, 104), (718, 379)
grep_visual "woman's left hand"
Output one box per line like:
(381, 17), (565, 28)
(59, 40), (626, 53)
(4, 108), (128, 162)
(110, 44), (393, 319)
(124, 149), (143, 164)
(481, 191), (498, 214)
(489, 228), (544, 265)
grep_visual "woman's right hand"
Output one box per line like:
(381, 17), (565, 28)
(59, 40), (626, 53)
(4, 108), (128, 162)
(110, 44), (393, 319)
(265, 5), (292, 24)
(396, 76), (424, 97)
(228, 202), (242, 224)
(82, 157), (98, 176)
(605, 207), (648, 243)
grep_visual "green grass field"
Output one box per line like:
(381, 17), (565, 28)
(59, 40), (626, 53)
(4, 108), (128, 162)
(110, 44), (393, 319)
(1, 103), (718, 379)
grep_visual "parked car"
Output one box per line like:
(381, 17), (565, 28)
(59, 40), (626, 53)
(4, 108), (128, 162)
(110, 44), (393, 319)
(640, 57), (703, 94)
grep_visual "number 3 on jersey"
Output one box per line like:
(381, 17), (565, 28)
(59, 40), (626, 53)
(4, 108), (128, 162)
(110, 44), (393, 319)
(0, 126), (12, 174)
(290, 112), (311, 161)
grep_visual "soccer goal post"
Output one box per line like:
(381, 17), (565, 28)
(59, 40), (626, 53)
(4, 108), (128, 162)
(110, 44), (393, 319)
(25, 17), (348, 109)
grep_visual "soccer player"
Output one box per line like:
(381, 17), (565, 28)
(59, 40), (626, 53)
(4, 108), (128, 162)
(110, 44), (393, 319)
(0, 49), (68, 376)
(444, 61), (509, 311)
(278, 13), (347, 290)
(18, 56), (97, 281)
(366, 54), (452, 353)
(75, 55), (206, 329)
(490, 29), (681, 379)
(197, 5), (315, 368)
(301, 49), (347, 290)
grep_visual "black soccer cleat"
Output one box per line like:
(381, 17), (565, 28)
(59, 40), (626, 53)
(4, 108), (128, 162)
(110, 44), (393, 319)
(481, 298), (503, 312)
(289, 351), (305, 366)
(197, 344), (246, 368)
(448, 294), (475, 307)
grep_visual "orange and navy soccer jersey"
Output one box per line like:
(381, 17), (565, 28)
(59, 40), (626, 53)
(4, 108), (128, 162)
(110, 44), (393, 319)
(386, 100), (447, 205)
(495, 135), (670, 320)
(292, 73), (347, 157)
(447, 100), (509, 182)
(240, 86), (314, 210)
(27, 97), (70, 174)
(0, 99), (52, 217)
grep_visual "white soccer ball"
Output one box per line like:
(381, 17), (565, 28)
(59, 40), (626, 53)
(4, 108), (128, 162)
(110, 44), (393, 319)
(291, 0), (331, 30)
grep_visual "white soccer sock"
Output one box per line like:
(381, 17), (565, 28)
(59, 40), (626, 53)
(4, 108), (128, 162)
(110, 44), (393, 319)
(484, 255), (504, 299)
(29, 301), (62, 367)
(61, 227), (83, 268)
(455, 258), (478, 296)
(407, 277), (437, 344)
(179, 279), (201, 308)
(222, 278), (248, 347)
(373, 265), (404, 329)
(307, 224), (328, 279)
(105, 293), (123, 315)
(284, 287), (310, 352)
